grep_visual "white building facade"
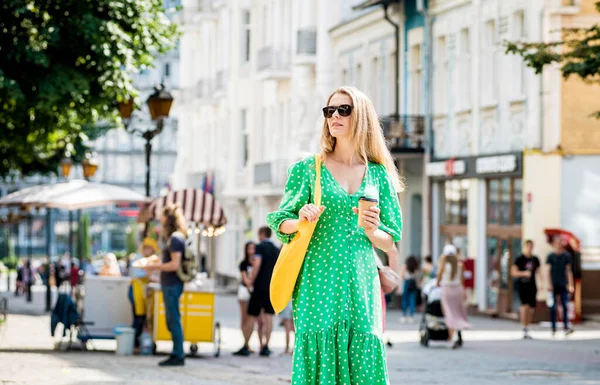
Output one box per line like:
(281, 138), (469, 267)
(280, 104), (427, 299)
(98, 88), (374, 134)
(173, 0), (431, 279)
(427, 0), (600, 317)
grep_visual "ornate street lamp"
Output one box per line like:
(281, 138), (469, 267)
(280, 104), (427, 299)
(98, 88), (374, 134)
(60, 156), (73, 179)
(118, 84), (174, 197)
(82, 153), (99, 180)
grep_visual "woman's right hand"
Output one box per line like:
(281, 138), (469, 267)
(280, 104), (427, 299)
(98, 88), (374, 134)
(299, 204), (326, 223)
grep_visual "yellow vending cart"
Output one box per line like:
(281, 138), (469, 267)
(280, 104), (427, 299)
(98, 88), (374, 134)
(150, 283), (221, 356)
(138, 189), (228, 357)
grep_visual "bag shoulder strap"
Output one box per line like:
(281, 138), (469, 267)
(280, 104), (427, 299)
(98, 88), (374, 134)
(314, 155), (322, 206)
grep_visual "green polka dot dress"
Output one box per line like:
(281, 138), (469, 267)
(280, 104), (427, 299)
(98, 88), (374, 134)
(267, 156), (402, 385)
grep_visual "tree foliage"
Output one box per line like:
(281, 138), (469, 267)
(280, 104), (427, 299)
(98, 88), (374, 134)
(0, 0), (179, 178)
(505, 1), (600, 118)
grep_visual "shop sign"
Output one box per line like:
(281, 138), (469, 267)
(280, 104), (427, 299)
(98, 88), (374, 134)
(475, 155), (518, 175)
(425, 159), (466, 177)
(428, 152), (522, 179)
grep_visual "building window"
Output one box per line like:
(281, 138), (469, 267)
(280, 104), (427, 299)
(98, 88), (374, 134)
(512, 11), (526, 97)
(443, 180), (470, 225)
(342, 68), (349, 86)
(355, 63), (362, 89)
(242, 10), (251, 63)
(485, 176), (523, 315)
(487, 177), (522, 225)
(410, 45), (423, 114)
(164, 62), (170, 78)
(241, 109), (249, 168)
(434, 36), (448, 114)
(459, 28), (471, 110)
(388, 52), (395, 115)
(482, 20), (497, 104)
(370, 57), (381, 108)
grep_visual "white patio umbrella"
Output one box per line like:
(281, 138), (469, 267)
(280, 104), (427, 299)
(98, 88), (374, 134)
(0, 179), (149, 210)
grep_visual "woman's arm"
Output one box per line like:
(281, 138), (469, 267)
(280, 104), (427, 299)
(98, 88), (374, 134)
(386, 248), (400, 273)
(365, 228), (395, 253)
(241, 271), (252, 287)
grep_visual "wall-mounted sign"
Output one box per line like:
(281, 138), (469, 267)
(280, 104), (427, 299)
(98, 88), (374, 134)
(428, 152), (522, 180)
(475, 154), (518, 174)
(425, 159), (467, 177)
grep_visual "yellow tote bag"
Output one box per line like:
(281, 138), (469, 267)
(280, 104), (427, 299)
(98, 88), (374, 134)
(270, 155), (322, 315)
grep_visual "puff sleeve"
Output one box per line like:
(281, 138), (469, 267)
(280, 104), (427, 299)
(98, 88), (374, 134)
(266, 159), (312, 244)
(375, 164), (403, 242)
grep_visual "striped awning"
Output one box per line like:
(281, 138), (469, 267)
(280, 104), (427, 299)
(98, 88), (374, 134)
(138, 189), (227, 227)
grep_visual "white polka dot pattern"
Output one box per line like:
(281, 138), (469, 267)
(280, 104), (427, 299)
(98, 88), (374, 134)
(266, 156), (403, 385)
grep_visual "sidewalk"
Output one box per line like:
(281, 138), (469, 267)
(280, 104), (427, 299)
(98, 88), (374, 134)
(1, 288), (599, 385)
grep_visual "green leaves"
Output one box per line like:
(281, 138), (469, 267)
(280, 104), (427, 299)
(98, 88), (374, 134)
(0, 0), (179, 178)
(504, 1), (600, 117)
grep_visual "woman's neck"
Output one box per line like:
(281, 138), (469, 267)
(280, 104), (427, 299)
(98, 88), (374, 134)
(330, 138), (359, 166)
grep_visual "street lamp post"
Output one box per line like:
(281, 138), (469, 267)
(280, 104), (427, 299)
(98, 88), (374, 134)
(118, 84), (174, 198)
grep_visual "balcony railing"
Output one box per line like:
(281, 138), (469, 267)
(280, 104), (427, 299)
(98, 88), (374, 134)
(380, 115), (426, 152)
(297, 28), (317, 55)
(258, 46), (291, 73)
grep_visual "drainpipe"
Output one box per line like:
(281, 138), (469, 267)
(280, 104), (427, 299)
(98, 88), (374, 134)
(418, 1), (434, 256)
(383, 2), (400, 117)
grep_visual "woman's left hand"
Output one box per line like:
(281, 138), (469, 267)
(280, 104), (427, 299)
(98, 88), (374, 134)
(352, 206), (381, 235)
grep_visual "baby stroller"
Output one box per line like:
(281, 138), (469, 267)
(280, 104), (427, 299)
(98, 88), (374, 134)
(419, 280), (449, 347)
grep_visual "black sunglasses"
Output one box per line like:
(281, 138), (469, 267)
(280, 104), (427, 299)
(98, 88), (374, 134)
(322, 104), (353, 118)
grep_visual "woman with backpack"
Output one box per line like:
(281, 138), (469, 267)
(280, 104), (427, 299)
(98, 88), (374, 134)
(144, 204), (187, 367)
(400, 255), (419, 323)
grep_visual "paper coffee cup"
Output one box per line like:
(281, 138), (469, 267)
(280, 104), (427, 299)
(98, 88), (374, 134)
(358, 196), (378, 227)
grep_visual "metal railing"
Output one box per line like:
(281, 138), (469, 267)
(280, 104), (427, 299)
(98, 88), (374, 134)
(257, 46), (291, 72)
(380, 115), (426, 151)
(297, 28), (317, 55)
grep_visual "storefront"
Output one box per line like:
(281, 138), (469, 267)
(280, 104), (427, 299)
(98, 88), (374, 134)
(427, 152), (524, 317)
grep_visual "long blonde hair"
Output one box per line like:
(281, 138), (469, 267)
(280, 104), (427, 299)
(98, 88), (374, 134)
(161, 204), (187, 240)
(320, 86), (404, 192)
(443, 254), (458, 281)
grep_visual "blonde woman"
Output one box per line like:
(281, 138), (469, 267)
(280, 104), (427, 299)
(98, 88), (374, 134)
(267, 86), (402, 384)
(436, 244), (471, 349)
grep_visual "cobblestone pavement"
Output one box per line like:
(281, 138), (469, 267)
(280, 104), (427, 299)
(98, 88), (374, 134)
(1, 286), (599, 384)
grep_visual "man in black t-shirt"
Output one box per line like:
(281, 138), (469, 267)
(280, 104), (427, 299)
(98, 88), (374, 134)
(546, 236), (575, 336)
(511, 240), (540, 339)
(233, 226), (279, 357)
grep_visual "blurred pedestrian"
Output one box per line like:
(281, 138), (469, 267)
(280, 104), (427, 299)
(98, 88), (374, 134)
(546, 236), (575, 336)
(129, 238), (160, 353)
(280, 301), (294, 355)
(420, 255), (435, 287)
(234, 227), (279, 357)
(400, 255), (419, 323)
(23, 259), (34, 303)
(436, 244), (471, 349)
(99, 253), (121, 277)
(237, 241), (255, 351)
(15, 261), (23, 296)
(144, 204), (187, 366)
(511, 239), (541, 339)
